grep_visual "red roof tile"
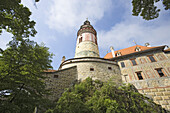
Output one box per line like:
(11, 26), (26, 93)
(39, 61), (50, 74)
(44, 69), (57, 72)
(104, 45), (157, 59)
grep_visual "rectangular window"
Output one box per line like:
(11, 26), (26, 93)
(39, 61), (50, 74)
(108, 67), (112, 70)
(120, 62), (125, 68)
(148, 55), (156, 62)
(131, 59), (137, 66)
(136, 72), (143, 80)
(54, 75), (58, 78)
(90, 68), (94, 71)
(124, 75), (128, 82)
(156, 68), (165, 77)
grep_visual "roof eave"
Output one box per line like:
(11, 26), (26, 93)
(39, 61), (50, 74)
(110, 45), (166, 60)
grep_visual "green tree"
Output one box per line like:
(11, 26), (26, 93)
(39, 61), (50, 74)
(0, 38), (53, 113)
(0, 0), (37, 40)
(47, 78), (167, 113)
(132, 0), (170, 20)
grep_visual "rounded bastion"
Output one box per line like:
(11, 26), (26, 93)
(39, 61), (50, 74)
(59, 57), (122, 82)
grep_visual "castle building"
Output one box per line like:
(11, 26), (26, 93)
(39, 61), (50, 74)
(104, 44), (170, 110)
(43, 20), (170, 110)
(43, 20), (121, 100)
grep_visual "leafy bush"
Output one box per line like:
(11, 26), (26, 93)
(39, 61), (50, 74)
(46, 77), (168, 113)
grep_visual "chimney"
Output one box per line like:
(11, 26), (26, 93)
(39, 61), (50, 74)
(61, 56), (66, 64)
(110, 46), (115, 58)
(145, 43), (151, 47)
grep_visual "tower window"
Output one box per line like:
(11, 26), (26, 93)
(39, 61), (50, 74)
(79, 37), (83, 43)
(136, 72), (143, 80)
(95, 39), (97, 45)
(131, 59), (137, 66)
(108, 67), (112, 70)
(54, 75), (59, 78)
(148, 55), (156, 62)
(120, 62), (125, 68)
(90, 68), (94, 71)
(156, 68), (165, 77)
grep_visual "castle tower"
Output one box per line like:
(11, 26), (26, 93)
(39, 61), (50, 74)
(75, 19), (100, 58)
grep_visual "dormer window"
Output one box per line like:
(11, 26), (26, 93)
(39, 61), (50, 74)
(116, 51), (121, 56)
(135, 47), (141, 51)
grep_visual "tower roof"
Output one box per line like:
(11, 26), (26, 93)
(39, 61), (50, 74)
(77, 19), (97, 36)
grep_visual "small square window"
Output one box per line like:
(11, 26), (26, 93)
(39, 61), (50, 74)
(90, 68), (94, 71)
(120, 62), (125, 68)
(156, 68), (165, 77)
(148, 56), (156, 62)
(54, 75), (58, 78)
(136, 72), (143, 80)
(108, 67), (112, 70)
(131, 59), (137, 66)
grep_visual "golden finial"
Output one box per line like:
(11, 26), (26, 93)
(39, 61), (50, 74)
(86, 18), (88, 21)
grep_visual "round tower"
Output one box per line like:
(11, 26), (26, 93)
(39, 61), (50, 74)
(75, 19), (100, 58)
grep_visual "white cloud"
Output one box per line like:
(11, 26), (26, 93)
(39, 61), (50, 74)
(47, 0), (112, 34)
(98, 0), (170, 51)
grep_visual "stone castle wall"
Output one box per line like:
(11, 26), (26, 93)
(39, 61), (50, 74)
(116, 50), (170, 110)
(130, 77), (170, 110)
(118, 51), (170, 82)
(43, 66), (77, 100)
(61, 58), (121, 82)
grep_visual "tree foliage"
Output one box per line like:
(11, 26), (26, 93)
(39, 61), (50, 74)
(132, 0), (170, 20)
(47, 78), (168, 113)
(0, 0), (37, 40)
(0, 39), (53, 113)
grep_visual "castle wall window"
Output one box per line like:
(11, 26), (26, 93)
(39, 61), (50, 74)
(90, 68), (94, 71)
(136, 72), (143, 80)
(108, 67), (112, 70)
(148, 55), (156, 62)
(124, 75), (128, 82)
(120, 62), (125, 68)
(54, 75), (59, 78)
(156, 68), (165, 77)
(131, 59), (137, 66)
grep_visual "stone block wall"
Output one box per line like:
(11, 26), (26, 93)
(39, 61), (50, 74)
(43, 66), (78, 100)
(130, 77), (170, 110)
(119, 51), (170, 82)
(138, 87), (170, 110)
(61, 58), (122, 82)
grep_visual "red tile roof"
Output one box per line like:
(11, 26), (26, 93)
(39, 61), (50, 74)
(104, 45), (158, 59)
(44, 69), (57, 72)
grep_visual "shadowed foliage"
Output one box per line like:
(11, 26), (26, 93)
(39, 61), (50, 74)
(46, 77), (168, 113)
(132, 0), (170, 20)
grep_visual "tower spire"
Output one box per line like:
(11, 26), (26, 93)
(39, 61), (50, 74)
(86, 17), (88, 21)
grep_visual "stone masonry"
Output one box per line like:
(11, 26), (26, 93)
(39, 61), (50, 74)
(43, 66), (78, 100)
(60, 57), (121, 82)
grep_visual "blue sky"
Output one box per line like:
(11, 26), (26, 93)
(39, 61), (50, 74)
(0, 0), (170, 69)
